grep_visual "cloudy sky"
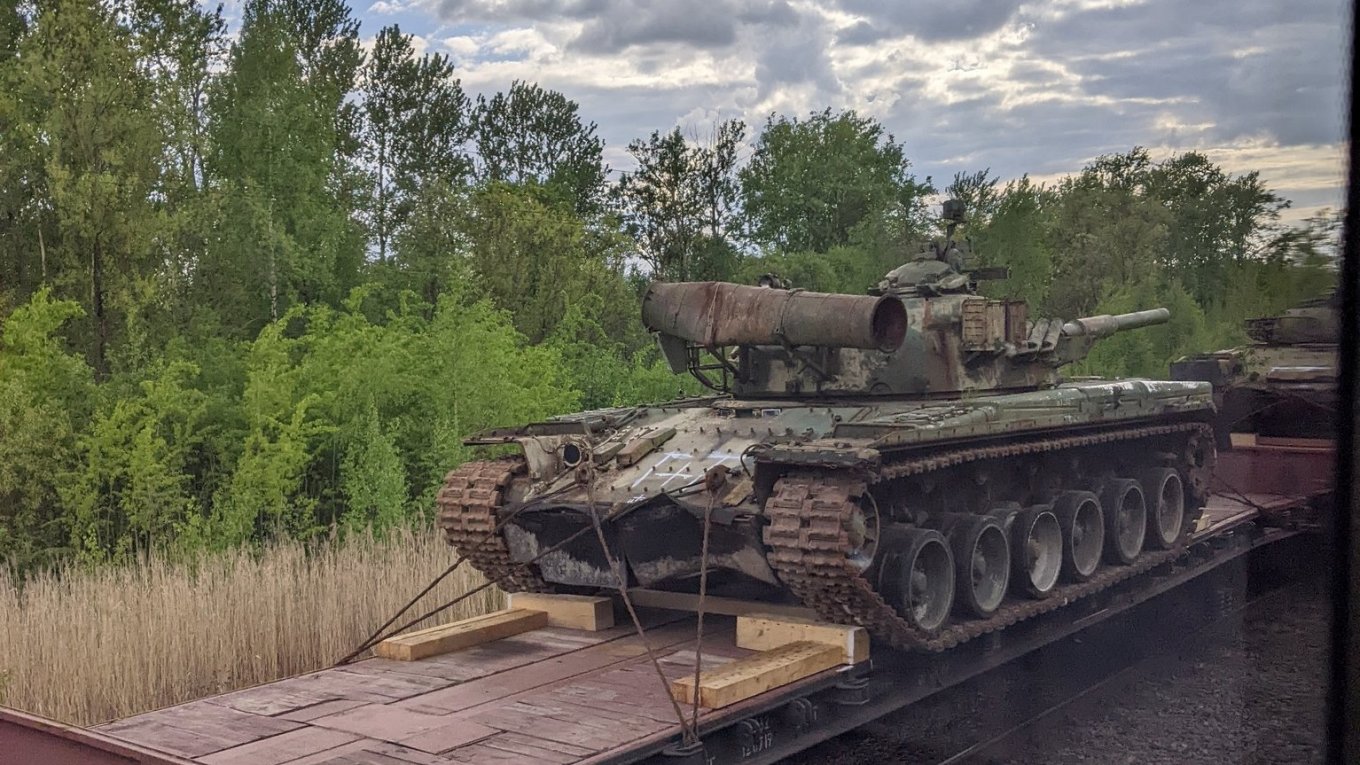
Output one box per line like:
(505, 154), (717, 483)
(336, 0), (1349, 222)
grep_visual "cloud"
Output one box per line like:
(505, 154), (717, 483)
(1026, 0), (1350, 148)
(388, 0), (1347, 221)
(836, 0), (1026, 40)
(428, 0), (803, 53)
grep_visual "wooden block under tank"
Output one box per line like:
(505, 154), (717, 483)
(374, 608), (547, 661)
(508, 592), (615, 631)
(669, 641), (844, 709)
(736, 613), (869, 664)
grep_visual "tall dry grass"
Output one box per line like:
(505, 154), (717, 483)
(0, 526), (501, 726)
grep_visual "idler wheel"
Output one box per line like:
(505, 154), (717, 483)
(880, 528), (955, 632)
(937, 514), (1011, 617)
(1011, 505), (1063, 599)
(1140, 468), (1186, 549)
(1101, 478), (1147, 565)
(1054, 490), (1104, 582)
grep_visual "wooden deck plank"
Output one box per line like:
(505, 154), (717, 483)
(400, 718), (500, 754)
(309, 703), (454, 742)
(736, 613), (869, 664)
(206, 686), (337, 717)
(101, 701), (302, 755)
(266, 673), (420, 704)
(504, 697), (669, 739)
(330, 662), (462, 693)
(670, 641), (843, 708)
(342, 742), (461, 765)
(441, 742), (563, 764)
(199, 728), (360, 765)
(508, 593), (615, 631)
(101, 613), (702, 764)
(278, 699), (369, 723)
(375, 609), (548, 661)
(545, 682), (686, 725)
(269, 738), (383, 765)
(463, 706), (620, 751)
(489, 732), (595, 758)
(395, 622), (699, 716)
(91, 719), (230, 759)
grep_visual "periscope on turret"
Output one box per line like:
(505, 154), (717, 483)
(437, 200), (1219, 651)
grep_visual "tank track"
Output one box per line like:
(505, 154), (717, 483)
(436, 458), (550, 592)
(763, 421), (1215, 652)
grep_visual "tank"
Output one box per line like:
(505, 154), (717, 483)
(1170, 293), (1339, 441)
(438, 201), (1218, 651)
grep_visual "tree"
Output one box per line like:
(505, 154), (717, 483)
(201, 0), (363, 332)
(614, 120), (746, 281)
(0, 289), (95, 568)
(740, 108), (931, 254)
(473, 81), (606, 216)
(1043, 155), (1173, 318)
(362, 24), (470, 263)
(945, 169), (1002, 225)
(1144, 151), (1287, 304)
(949, 175), (1055, 309)
(456, 183), (632, 343)
(11, 0), (164, 376)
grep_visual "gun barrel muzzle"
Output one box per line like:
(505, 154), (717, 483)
(642, 281), (908, 351)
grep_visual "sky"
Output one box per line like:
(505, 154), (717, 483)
(270, 0), (1352, 223)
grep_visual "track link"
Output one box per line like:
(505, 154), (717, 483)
(763, 422), (1215, 651)
(436, 458), (549, 592)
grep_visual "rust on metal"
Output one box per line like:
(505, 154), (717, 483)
(436, 458), (550, 592)
(641, 281), (908, 351)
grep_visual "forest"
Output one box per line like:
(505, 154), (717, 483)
(0, 0), (1340, 574)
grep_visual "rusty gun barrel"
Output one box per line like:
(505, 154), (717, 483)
(642, 281), (908, 351)
(1062, 308), (1171, 339)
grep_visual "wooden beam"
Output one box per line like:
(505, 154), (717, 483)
(625, 589), (818, 620)
(736, 613), (869, 664)
(669, 641), (843, 709)
(508, 593), (615, 631)
(374, 609), (547, 661)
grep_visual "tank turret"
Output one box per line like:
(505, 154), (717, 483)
(641, 251), (1170, 398)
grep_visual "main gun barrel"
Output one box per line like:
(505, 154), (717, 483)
(642, 281), (908, 351)
(1062, 308), (1171, 339)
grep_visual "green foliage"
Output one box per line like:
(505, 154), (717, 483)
(731, 245), (893, 294)
(363, 24), (470, 263)
(340, 403), (407, 531)
(547, 294), (697, 410)
(0, 290), (94, 569)
(201, 0), (363, 331)
(65, 360), (210, 558)
(474, 80), (607, 216)
(457, 182), (634, 344)
(614, 121), (746, 281)
(1072, 280), (1214, 379)
(740, 109), (932, 254)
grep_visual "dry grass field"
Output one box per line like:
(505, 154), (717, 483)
(0, 526), (500, 726)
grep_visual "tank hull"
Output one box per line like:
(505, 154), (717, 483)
(1171, 343), (1337, 440)
(439, 378), (1216, 650)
